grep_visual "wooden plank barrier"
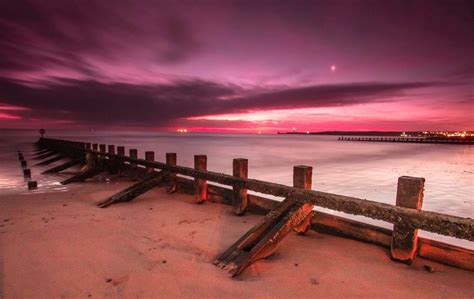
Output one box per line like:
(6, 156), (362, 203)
(35, 138), (474, 274)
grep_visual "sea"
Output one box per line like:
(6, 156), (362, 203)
(1, 129), (472, 248)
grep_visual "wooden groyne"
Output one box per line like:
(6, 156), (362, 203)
(338, 136), (474, 144)
(32, 137), (474, 276)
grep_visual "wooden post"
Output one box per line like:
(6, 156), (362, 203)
(166, 153), (177, 193)
(116, 146), (125, 176)
(293, 165), (313, 235)
(27, 181), (38, 190)
(85, 143), (92, 150)
(98, 144), (106, 165)
(129, 149), (138, 180)
(117, 146), (125, 156)
(145, 151), (155, 174)
(194, 155), (207, 204)
(23, 168), (31, 178)
(391, 176), (425, 264)
(232, 158), (248, 215)
(92, 144), (98, 151)
(21, 160), (27, 168)
(108, 145), (115, 154)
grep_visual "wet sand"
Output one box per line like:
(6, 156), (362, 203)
(1, 180), (473, 298)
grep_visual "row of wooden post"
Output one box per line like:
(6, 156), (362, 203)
(40, 139), (426, 265)
(18, 151), (37, 190)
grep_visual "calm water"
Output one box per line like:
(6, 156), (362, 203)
(1, 129), (473, 248)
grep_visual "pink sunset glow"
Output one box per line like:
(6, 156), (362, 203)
(0, 1), (472, 132)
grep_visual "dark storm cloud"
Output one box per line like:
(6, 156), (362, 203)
(0, 0), (199, 77)
(0, 77), (442, 126)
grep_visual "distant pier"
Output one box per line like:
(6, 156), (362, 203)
(338, 136), (474, 145)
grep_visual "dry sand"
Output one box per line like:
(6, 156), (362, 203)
(1, 179), (473, 298)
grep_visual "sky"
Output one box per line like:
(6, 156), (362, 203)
(0, 0), (472, 132)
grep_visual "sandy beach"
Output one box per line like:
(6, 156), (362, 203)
(1, 175), (473, 298)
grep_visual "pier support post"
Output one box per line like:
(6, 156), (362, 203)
(232, 158), (248, 215)
(194, 155), (207, 204)
(391, 176), (425, 264)
(92, 144), (98, 151)
(293, 165), (313, 235)
(145, 151), (155, 174)
(166, 153), (177, 193)
(21, 160), (27, 168)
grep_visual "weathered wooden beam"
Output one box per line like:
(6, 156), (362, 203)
(60, 168), (103, 185)
(391, 176), (425, 264)
(42, 159), (82, 174)
(35, 154), (66, 166)
(418, 238), (474, 271)
(166, 153), (177, 193)
(96, 172), (164, 208)
(232, 158), (248, 215)
(194, 155), (207, 204)
(35, 151), (57, 160)
(214, 165), (315, 277)
(34, 148), (51, 155)
(20, 160), (27, 168)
